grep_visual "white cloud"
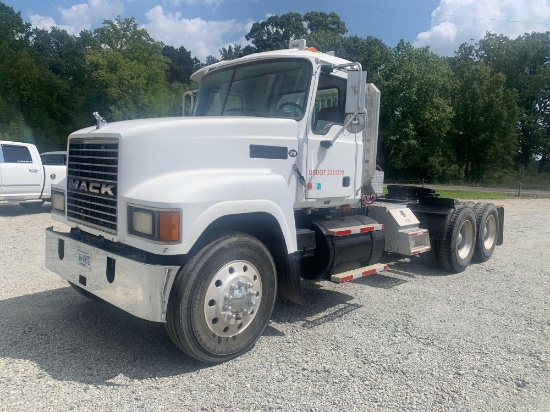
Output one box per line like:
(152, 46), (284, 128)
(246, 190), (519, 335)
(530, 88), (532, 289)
(415, 0), (550, 55)
(163, 0), (225, 9)
(29, 15), (74, 33)
(29, 0), (125, 35)
(143, 5), (252, 61)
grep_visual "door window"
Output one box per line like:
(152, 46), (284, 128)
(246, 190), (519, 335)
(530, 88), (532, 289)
(312, 87), (343, 134)
(40, 153), (67, 165)
(1, 145), (33, 163)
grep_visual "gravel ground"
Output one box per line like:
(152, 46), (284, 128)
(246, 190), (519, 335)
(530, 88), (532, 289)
(0, 199), (549, 411)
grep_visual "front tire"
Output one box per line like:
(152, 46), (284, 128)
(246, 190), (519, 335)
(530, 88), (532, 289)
(166, 232), (277, 363)
(437, 206), (476, 273)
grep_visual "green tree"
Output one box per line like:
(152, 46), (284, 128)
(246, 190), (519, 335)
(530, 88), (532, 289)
(245, 12), (307, 52)
(0, 2), (31, 51)
(6, 49), (72, 147)
(475, 31), (550, 171)
(0, 3), (34, 143)
(510, 33), (550, 172)
(219, 44), (243, 61)
(380, 41), (455, 181)
(303, 11), (347, 35)
(87, 17), (173, 120)
(305, 30), (343, 55)
(450, 53), (520, 181)
(30, 27), (98, 133)
(94, 16), (154, 53)
(162, 45), (199, 83)
(341, 35), (392, 85)
(204, 55), (220, 65)
(302, 11), (347, 54)
(245, 11), (348, 53)
(0, 94), (33, 143)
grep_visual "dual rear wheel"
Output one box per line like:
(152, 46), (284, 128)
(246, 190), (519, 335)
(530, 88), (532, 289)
(434, 202), (499, 273)
(472, 202), (499, 263)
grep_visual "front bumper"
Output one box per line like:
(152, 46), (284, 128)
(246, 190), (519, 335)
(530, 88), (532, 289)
(45, 227), (180, 322)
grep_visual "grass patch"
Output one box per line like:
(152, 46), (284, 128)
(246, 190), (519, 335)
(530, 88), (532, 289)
(435, 189), (512, 199)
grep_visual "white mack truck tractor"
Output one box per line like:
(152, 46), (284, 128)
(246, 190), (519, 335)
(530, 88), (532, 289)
(45, 40), (504, 363)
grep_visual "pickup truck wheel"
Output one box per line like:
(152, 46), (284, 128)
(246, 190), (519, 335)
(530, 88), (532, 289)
(166, 233), (277, 364)
(437, 206), (476, 273)
(19, 201), (45, 209)
(472, 202), (499, 263)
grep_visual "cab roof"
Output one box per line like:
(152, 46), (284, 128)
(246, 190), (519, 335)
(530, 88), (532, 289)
(190, 48), (352, 83)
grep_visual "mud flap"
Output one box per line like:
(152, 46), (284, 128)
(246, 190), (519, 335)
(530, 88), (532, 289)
(496, 206), (504, 246)
(271, 245), (304, 305)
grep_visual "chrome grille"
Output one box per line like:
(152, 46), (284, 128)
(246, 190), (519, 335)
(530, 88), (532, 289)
(67, 138), (119, 234)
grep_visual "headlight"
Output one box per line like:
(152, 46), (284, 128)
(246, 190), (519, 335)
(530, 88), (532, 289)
(52, 190), (65, 214)
(133, 210), (154, 235)
(128, 206), (181, 243)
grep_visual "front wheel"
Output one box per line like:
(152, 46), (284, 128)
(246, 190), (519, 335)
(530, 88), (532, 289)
(166, 232), (277, 363)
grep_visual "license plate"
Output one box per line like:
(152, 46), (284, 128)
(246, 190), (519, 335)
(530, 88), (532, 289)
(78, 249), (92, 270)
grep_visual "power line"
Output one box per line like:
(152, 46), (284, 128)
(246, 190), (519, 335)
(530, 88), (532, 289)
(299, 0), (550, 27)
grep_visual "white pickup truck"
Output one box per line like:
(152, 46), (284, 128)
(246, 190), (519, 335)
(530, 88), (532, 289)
(0, 141), (66, 206)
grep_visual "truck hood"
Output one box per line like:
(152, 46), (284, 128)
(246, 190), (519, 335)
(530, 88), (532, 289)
(68, 116), (300, 197)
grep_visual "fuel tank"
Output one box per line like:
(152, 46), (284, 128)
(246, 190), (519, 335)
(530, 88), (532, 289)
(300, 215), (385, 280)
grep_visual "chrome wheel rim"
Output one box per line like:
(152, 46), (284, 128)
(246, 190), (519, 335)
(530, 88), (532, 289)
(457, 219), (474, 260)
(204, 260), (262, 338)
(483, 214), (497, 250)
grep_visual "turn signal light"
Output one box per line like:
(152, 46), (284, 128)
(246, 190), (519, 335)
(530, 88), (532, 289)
(159, 211), (180, 242)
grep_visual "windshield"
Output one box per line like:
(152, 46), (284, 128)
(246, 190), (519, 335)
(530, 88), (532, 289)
(194, 59), (312, 119)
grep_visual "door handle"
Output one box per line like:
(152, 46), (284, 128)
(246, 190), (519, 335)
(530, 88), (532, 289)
(29, 169), (38, 173)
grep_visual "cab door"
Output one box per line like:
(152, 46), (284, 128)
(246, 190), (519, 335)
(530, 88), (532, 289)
(0, 143), (43, 198)
(306, 84), (359, 199)
(40, 153), (67, 198)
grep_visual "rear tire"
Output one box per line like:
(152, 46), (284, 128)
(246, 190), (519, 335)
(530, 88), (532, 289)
(437, 206), (476, 273)
(472, 203), (499, 263)
(458, 201), (476, 209)
(166, 232), (277, 364)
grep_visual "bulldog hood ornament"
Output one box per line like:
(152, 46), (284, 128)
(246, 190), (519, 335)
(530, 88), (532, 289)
(93, 112), (107, 129)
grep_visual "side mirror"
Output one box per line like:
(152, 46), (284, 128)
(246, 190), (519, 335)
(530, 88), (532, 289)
(320, 65), (367, 148)
(345, 70), (366, 115)
(182, 90), (197, 116)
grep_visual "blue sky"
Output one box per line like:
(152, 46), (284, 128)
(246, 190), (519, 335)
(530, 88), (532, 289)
(5, 0), (550, 61)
